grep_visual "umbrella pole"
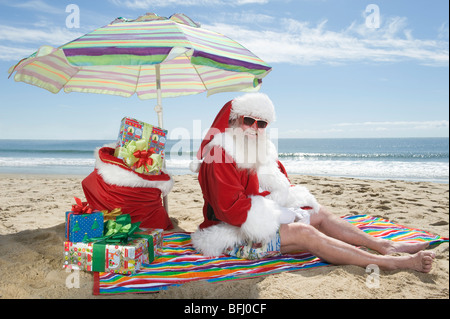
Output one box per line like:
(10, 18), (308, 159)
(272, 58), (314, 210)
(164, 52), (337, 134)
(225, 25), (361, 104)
(154, 64), (169, 214)
(154, 64), (163, 128)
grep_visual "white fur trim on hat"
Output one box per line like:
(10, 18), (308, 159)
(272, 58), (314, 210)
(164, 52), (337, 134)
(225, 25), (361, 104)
(94, 146), (174, 196)
(230, 93), (275, 123)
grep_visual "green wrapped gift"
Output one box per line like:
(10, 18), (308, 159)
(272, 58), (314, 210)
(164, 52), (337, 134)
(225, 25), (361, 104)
(114, 117), (167, 175)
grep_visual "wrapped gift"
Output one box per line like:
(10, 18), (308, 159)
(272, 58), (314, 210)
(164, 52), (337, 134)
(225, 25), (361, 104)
(65, 197), (104, 243)
(63, 238), (149, 274)
(138, 228), (163, 256)
(114, 117), (167, 175)
(63, 215), (163, 274)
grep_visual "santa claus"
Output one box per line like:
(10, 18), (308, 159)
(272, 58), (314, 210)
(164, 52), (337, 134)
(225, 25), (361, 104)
(190, 92), (319, 258)
(189, 93), (435, 273)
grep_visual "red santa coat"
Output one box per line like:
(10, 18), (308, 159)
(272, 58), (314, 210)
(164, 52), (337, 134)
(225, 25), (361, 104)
(198, 145), (289, 229)
(191, 132), (320, 257)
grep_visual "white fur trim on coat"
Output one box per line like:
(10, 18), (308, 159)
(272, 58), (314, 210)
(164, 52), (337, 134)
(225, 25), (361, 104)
(189, 158), (202, 173)
(286, 185), (320, 214)
(191, 195), (282, 257)
(257, 159), (290, 206)
(240, 195), (281, 242)
(256, 146), (320, 214)
(191, 223), (243, 257)
(94, 146), (174, 196)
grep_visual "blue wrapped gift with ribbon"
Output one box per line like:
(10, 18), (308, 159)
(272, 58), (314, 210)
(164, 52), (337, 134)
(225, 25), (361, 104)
(65, 197), (104, 242)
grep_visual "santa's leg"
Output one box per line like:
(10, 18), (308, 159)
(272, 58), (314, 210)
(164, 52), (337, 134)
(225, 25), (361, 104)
(279, 223), (435, 273)
(309, 206), (429, 255)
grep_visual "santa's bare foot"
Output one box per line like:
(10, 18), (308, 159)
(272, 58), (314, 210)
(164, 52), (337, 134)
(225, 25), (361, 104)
(378, 240), (429, 255)
(407, 251), (435, 273)
(380, 250), (435, 272)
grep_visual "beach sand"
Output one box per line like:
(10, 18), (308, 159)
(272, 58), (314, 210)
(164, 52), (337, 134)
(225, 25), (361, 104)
(0, 173), (448, 299)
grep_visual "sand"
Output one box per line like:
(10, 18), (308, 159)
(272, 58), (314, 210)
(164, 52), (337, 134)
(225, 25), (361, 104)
(0, 173), (448, 299)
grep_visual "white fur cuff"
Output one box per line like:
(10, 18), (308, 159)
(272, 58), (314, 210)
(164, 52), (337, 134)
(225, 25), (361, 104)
(286, 185), (320, 213)
(240, 195), (280, 243)
(191, 223), (242, 257)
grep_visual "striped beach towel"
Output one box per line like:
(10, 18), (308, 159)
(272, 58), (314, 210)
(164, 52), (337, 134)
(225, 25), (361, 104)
(93, 214), (448, 295)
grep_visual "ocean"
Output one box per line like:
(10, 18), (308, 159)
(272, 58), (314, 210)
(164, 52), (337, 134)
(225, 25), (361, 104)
(0, 138), (448, 184)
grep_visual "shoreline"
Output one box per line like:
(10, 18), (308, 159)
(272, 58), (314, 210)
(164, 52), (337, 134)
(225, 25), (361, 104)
(1, 170), (448, 185)
(0, 173), (448, 299)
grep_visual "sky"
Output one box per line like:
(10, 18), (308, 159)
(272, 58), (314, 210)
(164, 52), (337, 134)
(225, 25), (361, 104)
(0, 0), (448, 140)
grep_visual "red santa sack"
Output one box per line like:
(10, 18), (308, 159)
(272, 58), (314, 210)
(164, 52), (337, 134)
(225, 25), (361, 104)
(82, 147), (174, 230)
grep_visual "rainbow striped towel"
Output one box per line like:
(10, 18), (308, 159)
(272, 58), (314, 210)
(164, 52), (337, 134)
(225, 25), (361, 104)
(94, 214), (448, 295)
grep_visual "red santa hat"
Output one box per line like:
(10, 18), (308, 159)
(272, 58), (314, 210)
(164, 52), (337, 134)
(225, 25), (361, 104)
(189, 93), (275, 172)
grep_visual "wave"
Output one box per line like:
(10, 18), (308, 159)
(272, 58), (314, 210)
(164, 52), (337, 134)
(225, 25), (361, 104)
(281, 158), (449, 182)
(0, 149), (95, 155)
(0, 157), (95, 167)
(278, 152), (449, 160)
(1, 156), (448, 183)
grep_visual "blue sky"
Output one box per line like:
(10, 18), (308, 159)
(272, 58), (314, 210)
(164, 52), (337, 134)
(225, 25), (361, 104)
(0, 0), (448, 140)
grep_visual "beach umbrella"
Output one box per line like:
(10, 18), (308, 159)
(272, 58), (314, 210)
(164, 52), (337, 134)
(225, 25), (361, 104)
(8, 13), (272, 212)
(8, 12), (272, 128)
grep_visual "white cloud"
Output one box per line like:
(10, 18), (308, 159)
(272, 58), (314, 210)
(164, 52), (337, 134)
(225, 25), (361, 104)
(0, 25), (83, 46)
(0, 24), (84, 61)
(203, 16), (449, 66)
(331, 121), (449, 137)
(2, 3), (448, 67)
(0, 45), (36, 62)
(279, 120), (449, 138)
(335, 120), (449, 129)
(6, 0), (62, 14)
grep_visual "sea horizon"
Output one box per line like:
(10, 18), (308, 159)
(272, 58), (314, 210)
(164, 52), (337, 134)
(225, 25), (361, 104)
(0, 137), (448, 184)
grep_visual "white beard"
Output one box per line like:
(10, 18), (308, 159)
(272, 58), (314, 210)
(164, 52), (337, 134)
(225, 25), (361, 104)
(229, 127), (269, 171)
(190, 127), (273, 173)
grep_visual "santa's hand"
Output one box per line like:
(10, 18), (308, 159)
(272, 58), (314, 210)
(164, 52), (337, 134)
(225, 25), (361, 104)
(290, 207), (306, 221)
(278, 207), (297, 224)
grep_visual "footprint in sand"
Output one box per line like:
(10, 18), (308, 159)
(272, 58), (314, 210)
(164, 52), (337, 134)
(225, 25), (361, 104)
(430, 220), (449, 226)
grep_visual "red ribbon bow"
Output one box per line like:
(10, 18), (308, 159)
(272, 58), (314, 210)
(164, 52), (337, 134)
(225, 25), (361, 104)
(71, 197), (93, 214)
(132, 150), (154, 172)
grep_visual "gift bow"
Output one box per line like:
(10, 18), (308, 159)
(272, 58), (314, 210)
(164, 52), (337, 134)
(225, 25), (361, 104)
(132, 149), (154, 170)
(116, 138), (163, 174)
(86, 214), (147, 245)
(132, 150), (163, 173)
(116, 139), (148, 167)
(86, 214), (136, 244)
(114, 139), (161, 173)
(71, 197), (92, 214)
(101, 208), (123, 221)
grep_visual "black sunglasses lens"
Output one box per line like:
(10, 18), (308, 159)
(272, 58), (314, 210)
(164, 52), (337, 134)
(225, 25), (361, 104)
(243, 117), (256, 126)
(257, 121), (268, 128)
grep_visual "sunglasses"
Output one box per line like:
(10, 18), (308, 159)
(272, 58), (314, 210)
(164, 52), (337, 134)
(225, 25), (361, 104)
(242, 116), (268, 129)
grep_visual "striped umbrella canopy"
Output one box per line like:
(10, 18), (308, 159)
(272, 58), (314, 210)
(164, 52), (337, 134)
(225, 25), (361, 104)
(8, 13), (272, 128)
